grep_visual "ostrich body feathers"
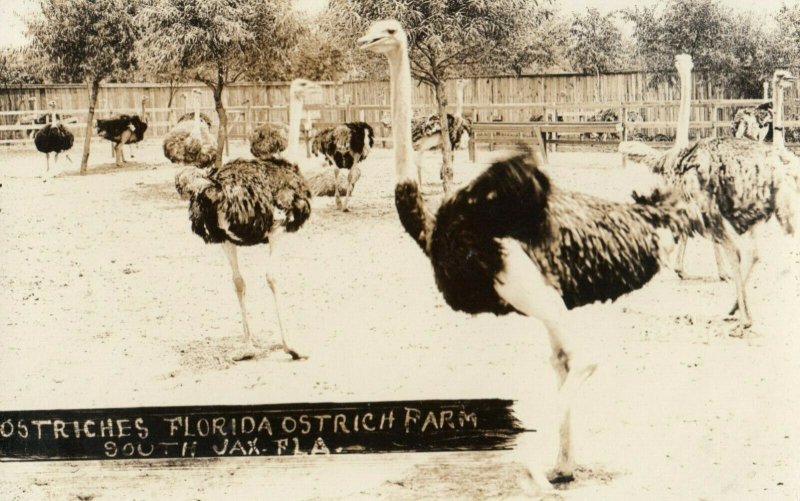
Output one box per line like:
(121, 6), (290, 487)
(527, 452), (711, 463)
(732, 102), (772, 141)
(34, 123), (74, 154)
(312, 122), (374, 170)
(249, 123), (288, 160)
(397, 153), (702, 315)
(96, 115), (148, 144)
(411, 113), (472, 150)
(178, 158), (311, 246)
(163, 120), (217, 168)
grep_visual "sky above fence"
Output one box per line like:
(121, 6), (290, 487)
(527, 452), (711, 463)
(0, 0), (789, 48)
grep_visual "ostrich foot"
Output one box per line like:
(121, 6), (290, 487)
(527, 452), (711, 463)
(229, 343), (259, 362)
(728, 302), (739, 316)
(284, 348), (307, 361)
(718, 273), (731, 282)
(730, 322), (752, 338)
(548, 468), (576, 485)
(675, 269), (687, 280)
(342, 206), (350, 213)
(335, 200), (343, 210)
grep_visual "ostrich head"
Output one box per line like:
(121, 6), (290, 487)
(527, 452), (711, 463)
(773, 70), (796, 90)
(357, 20), (407, 54)
(289, 79), (321, 102)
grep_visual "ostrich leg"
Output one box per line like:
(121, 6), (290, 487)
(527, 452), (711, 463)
(674, 236), (729, 281)
(45, 152), (50, 173)
(494, 239), (597, 494)
(333, 167), (343, 210)
(265, 229), (305, 360)
(221, 242), (258, 361)
(717, 223), (751, 333)
(341, 154), (361, 212)
(728, 233), (759, 315)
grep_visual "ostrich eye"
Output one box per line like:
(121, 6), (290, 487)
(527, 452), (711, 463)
(387, 29), (396, 35)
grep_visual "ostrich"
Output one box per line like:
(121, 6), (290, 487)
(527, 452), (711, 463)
(411, 78), (473, 181)
(621, 68), (800, 332)
(95, 95), (149, 166)
(173, 79), (319, 362)
(164, 89), (217, 168)
(732, 101), (773, 141)
(311, 121), (375, 211)
(359, 20), (706, 495)
(33, 100), (74, 175)
(620, 55), (730, 282)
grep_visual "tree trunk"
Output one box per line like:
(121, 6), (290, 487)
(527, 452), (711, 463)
(434, 81), (453, 195)
(212, 81), (226, 169)
(80, 79), (100, 175)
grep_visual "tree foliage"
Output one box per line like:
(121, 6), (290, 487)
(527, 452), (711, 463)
(325, 0), (551, 193)
(27, 0), (140, 173)
(27, 0), (139, 84)
(569, 8), (624, 76)
(623, 0), (780, 97)
(138, 0), (303, 167)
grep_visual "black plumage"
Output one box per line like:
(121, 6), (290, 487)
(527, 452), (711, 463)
(402, 152), (702, 315)
(33, 103), (74, 173)
(34, 123), (74, 156)
(312, 122), (374, 211)
(312, 122), (375, 170)
(96, 115), (148, 144)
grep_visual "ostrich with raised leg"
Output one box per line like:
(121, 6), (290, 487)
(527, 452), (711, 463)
(359, 20), (706, 495)
(622, 68), (800, 334)
(95, 95), (149, 166)
(174, 79), (320, 362)
(33, 100), (74, 176)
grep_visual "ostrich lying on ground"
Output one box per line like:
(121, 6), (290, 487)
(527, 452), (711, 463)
(164, 89), (217, 169)
(33, 100), (74, 175)
(174, 80), (320, 362)
(359, 20), (706, 496)
(95, 95), (149, 166)
(621, 69), (800, 333)
(732, 102), (773, 141)
(312, 122), (374, 211)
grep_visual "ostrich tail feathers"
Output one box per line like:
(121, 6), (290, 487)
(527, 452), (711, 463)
(631, 186), (705, 240)
(619, 140), (665, 168)
(285, 191), (311, 233)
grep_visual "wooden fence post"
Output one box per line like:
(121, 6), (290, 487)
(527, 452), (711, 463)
(710, 105), (718, 139)
(244, 99), (252, 138)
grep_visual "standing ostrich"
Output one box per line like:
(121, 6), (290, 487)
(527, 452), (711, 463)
(312, 121), (375, 212)
(359, 20), (706, 495)
(620, 55), (730, 282)
(622, 69), (800, 332)
(412, 78), (472, 181)
(732, 101), (773, 141)
(33, 100), (74, 175)
(174, 80), (319, 362)
(164, 89), (217, 168)
(95, 95), (149, 166)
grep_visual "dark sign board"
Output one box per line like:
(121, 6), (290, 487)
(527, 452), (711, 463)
(0, 399), (524, 461)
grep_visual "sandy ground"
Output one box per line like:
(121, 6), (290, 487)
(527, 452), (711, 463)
(1, 139), (799, 500)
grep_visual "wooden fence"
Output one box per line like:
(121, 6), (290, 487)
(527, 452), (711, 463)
(1, 71), (798, 146)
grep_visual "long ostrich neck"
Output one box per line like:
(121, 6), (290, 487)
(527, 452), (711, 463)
(50, 105), (56, 125)
(675, 67), (691, 148)
(773, 77), (785, 149)
(141, 97), (147, 123)
(285, 91), (303, 160)
(193, 93), (200, 122)
(389, 45), (416, 183)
